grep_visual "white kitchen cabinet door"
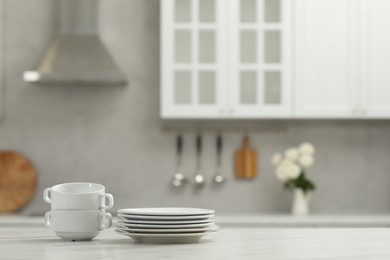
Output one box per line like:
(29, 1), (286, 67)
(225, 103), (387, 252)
(161, 0), (228, 119)
(360, 0), (390, 118)
(294, 0), (359, 118)
(228, 0), (292, 118)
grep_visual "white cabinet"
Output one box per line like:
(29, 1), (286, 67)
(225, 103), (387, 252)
(294, 0), (390, 119)
(360, 0), (390, 118)
(162, 0), (390, 119)
(228, 0), (292, 118)
(161, 0), (292, 119)
(161, 0), (228, 119)
(294, 0), (359, 118)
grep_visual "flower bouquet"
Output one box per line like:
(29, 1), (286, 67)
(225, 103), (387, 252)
(271, 143), (316, 215)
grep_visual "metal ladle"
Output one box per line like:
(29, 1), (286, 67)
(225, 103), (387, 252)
(171, 135), (187, 187)
(193, 134), (206, 187)
(213, 134), (226, 184)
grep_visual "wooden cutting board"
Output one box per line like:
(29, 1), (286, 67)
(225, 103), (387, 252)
(235, 136), (258, 179)
(0, 151), (37, 213)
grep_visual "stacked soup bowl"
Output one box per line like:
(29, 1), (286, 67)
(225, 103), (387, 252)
(43, 182), (114, 241)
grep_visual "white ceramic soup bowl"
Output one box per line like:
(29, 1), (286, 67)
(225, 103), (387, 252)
(43, 182), (114, 210)
(44, 210), (112, 241)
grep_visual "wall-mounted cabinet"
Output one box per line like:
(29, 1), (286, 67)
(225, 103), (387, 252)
(360, 0), (390, 118)
(161, 0), (390, 119)
(228, 0), (292, 118)
(294, 0), (358, 118)
(161, 0), (291, 119)
(295, 0), (390, 119)
(161, 0), (227, 118)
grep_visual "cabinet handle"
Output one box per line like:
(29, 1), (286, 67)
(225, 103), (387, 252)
(220, 108), (225, 115)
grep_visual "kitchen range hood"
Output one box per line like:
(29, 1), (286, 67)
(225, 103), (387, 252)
(24, 0), (126, 85)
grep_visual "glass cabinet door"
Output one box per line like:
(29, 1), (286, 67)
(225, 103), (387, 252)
(228, 0), (292, 118)
(161, 0), (227, 118)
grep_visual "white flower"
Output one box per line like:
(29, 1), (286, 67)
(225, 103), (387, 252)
(299, 142), (315, 155)
(271, 153), (283, 166)
(276, 160), (301, 181)
(285, 148), (299, 161)
(276, 165), (289, 181)
(285, 162), (301, 179)
(299, 154), (314, 168)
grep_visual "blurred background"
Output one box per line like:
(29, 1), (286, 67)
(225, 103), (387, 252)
(1, 0), (390, 218)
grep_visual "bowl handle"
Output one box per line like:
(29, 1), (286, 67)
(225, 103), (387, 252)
(100, 193), (114, 209)
(99, 212), (112, 230)
(44, 212), (52, 227)
(43, 188), (52, 203)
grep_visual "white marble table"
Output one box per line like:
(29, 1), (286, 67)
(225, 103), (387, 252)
(216, 214), (390, 227)
(2, 217), (390, 259)
(4, 214), (390, 227)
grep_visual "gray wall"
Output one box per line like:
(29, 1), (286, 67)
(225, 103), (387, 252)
(1, 0), (390, 216)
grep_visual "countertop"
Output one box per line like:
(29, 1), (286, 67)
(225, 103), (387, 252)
(2, 216), (390, 259)
(4, 214), (390, 227)
(216, 214), (390, 227)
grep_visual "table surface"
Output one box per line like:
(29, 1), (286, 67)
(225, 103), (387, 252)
(2, 217), (390, 259)
(4, 214), (390, 227)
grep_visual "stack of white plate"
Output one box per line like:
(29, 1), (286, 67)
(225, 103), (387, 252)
(115, 207), (219, 243)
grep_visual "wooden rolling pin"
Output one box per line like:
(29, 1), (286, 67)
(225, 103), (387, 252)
(235, 136), (258, 179)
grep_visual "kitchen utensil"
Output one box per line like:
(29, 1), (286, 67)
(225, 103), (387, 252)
(43, 182), (114, 210)
(117, 213), (215, 221)
(116, 225), (219, 234)
(115, 229), (217, 244)
(44, 210), (112, 241)
(193, 135), (206, 186)
(0, 151), (37, 213)
(171, 135), (187, 187)
(235, 135), (258, 179)
(117, 222), (214, 229)
(118, 207), (214, 216)
(213, 134), (226, 183)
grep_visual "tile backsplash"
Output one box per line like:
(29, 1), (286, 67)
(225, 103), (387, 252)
(1, 0), (390, 215)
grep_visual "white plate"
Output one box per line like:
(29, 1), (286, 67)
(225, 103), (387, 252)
(116, 218), (214, 225)
(115, 229), (217, 244)
(116, 224), (219, 233)
(116, 221), (214, 229)
(117, 225), (219, 234)
(118, 213), (215, 221)
(118, 208), (215, 216)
